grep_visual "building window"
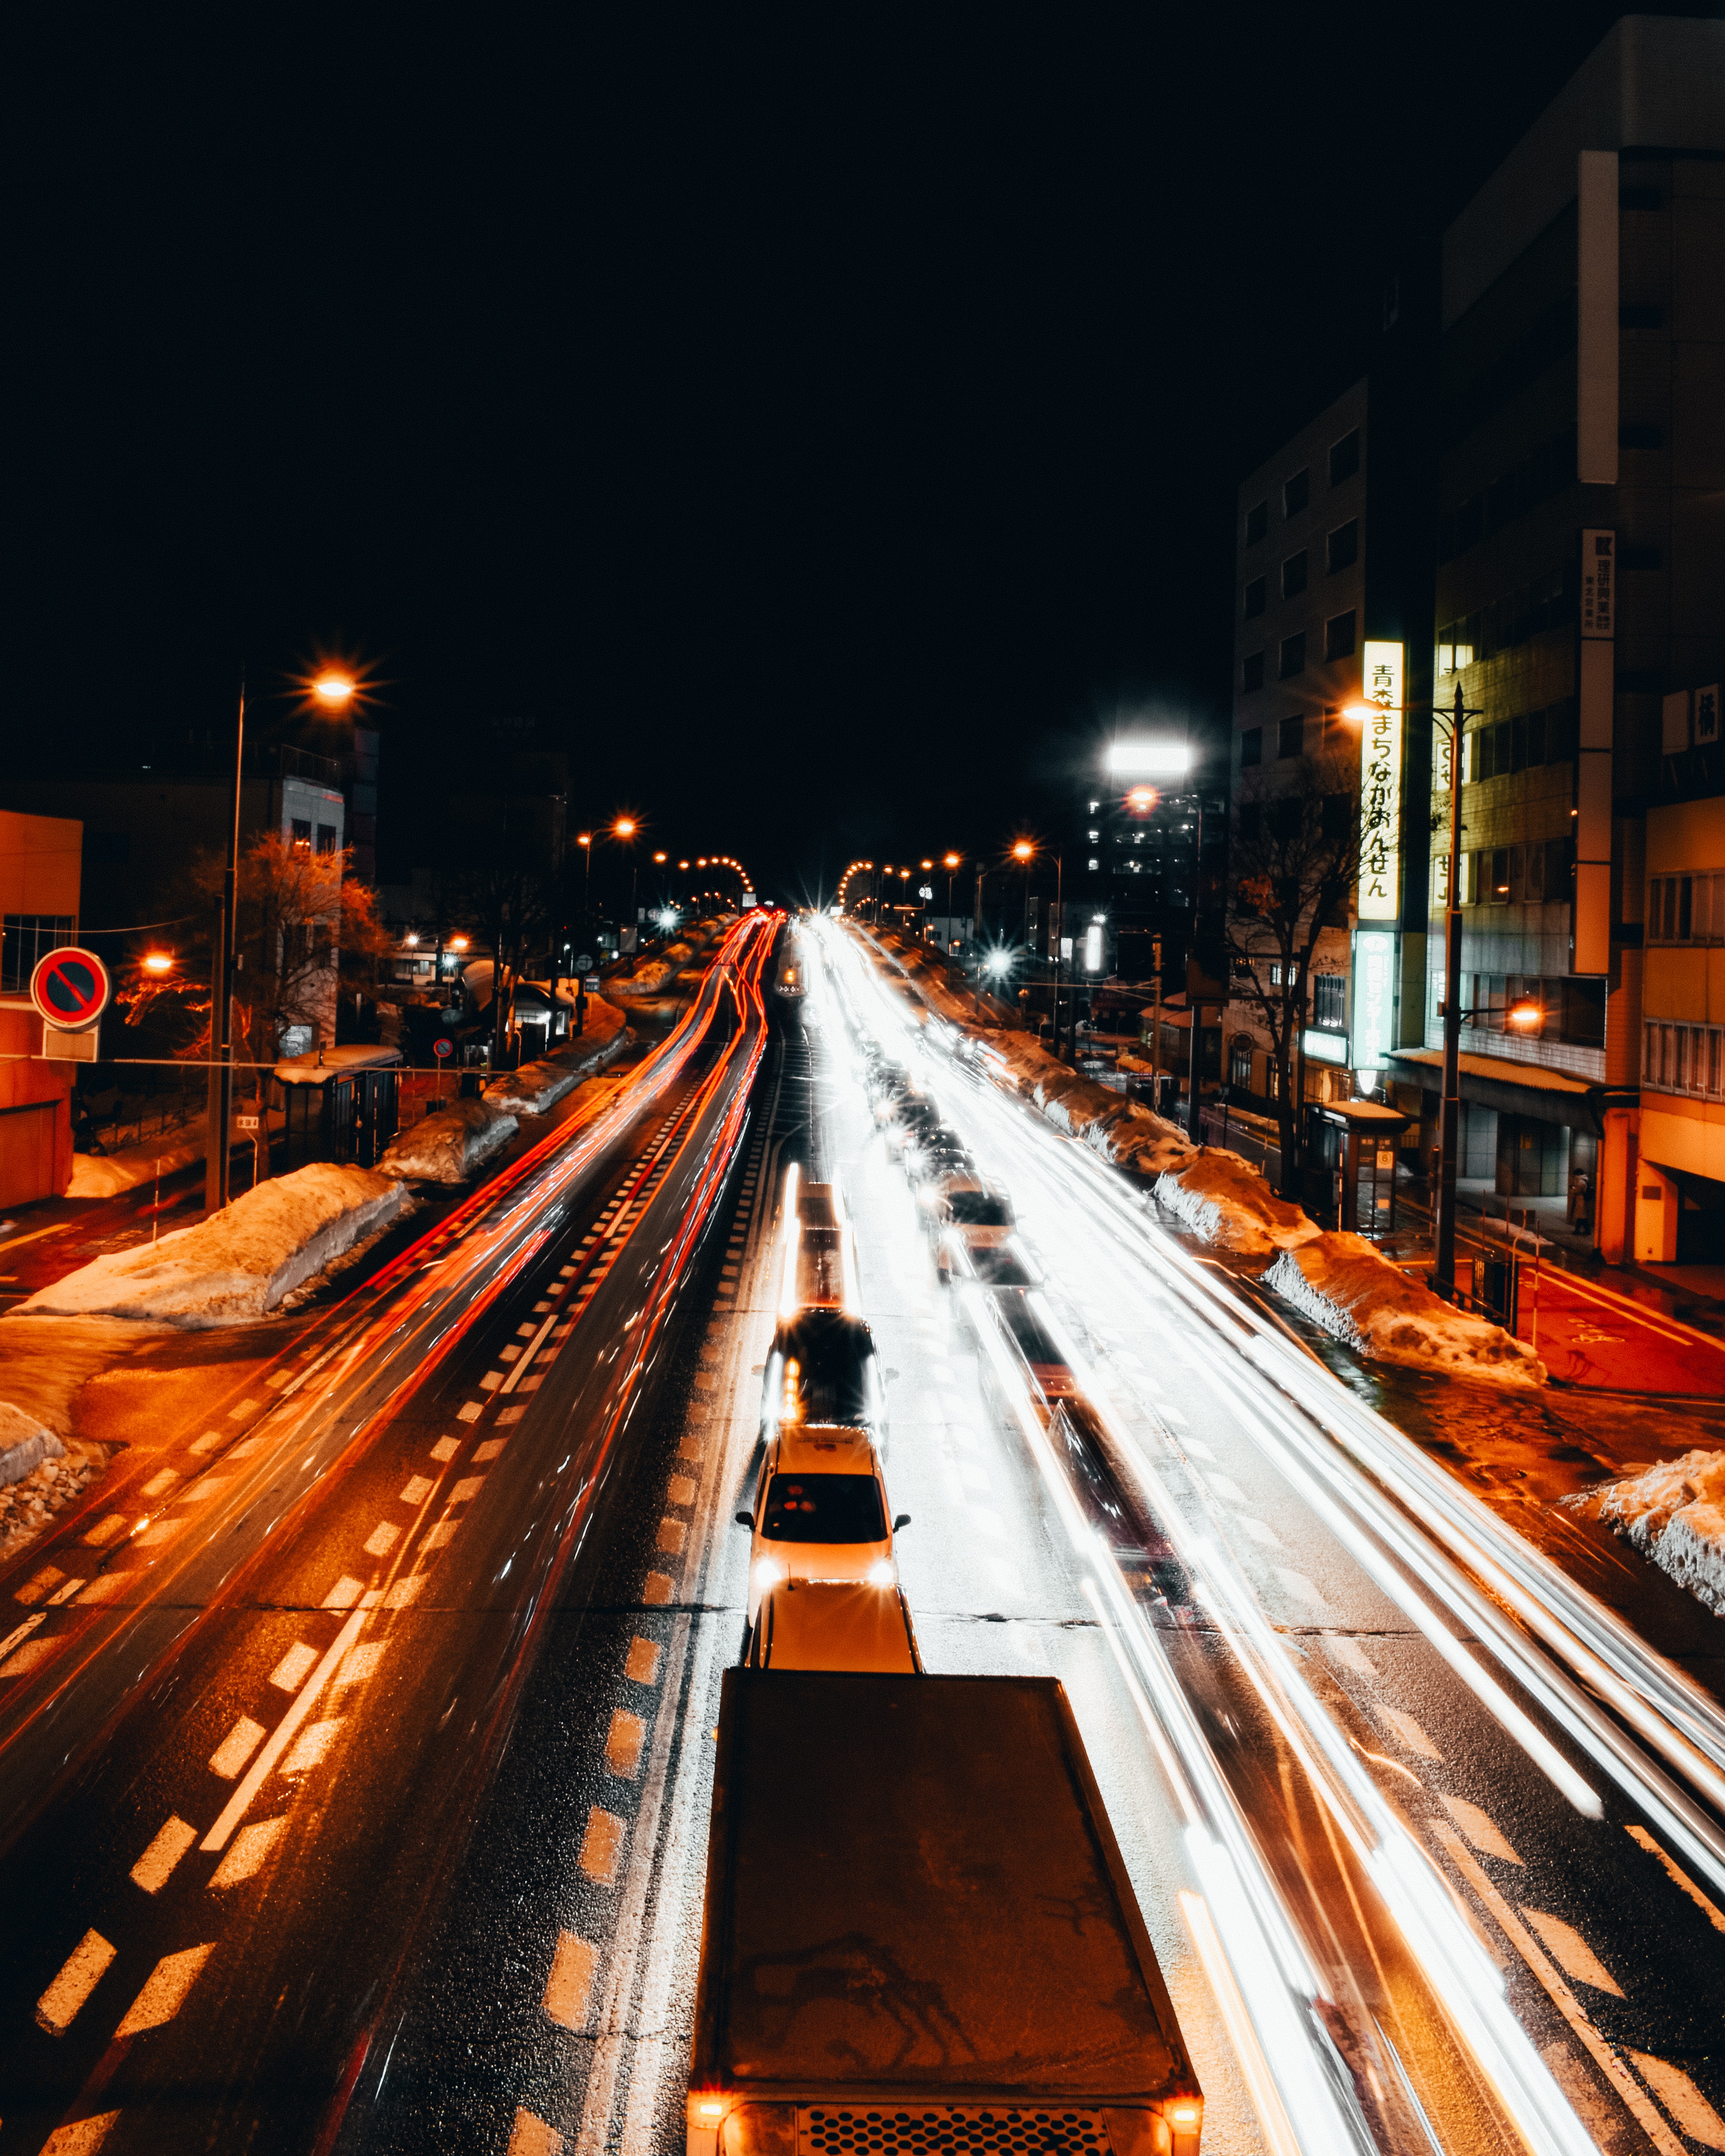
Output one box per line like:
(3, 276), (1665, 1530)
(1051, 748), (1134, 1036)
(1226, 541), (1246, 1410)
(1281, 551), (1308, 599)
(1087, 858), (1099, 872)
(0, 914), (76, 993)
(1244, 576), (1266, 618)
(1327, 519), (1358, 574)
(1278, 716), (1305, 759)
(1230, 1044), (1254, 1088)
(1270, 962), (1283, 986)
(316, 823), (339, 853)
(1283, 469), (1309, 517)
(1489, 846), (1512, 903)
(1239, 727), (1262, 768)
(1245, 500), (1268, 545)
(1312, 974), (1346, 1030)
(1328, 429), (1360, 486)
(1279, 633), (1306, 679)
(291, 818), (313, 851)
(1324, 611), (1356, 661)
(1243, 651), (1265, 693)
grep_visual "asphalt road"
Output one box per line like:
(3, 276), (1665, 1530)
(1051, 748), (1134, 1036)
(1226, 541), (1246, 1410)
(0, 913), (774, 2156)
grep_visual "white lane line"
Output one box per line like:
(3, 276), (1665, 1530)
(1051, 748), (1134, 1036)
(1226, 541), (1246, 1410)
(474, 1438), (506, 1463)
(140, 1470), (180, 1499)
(364, 1522), (401, 1557)
(451, 1475), (486, 1503)
(270, 1642), (319, 1691)
(578, 1808), (627, 1884)
(210, 1816), (288, 1888)
(228, 1398), (260, 1420)
(1325, 1636), (1377, 1678)
(501, 1304), (564, 1394)
(1631, 2055), (1725, 2150)
(283, 1717), (343, 1774)
(14, 1563), (66, 1604)
(422, 1519), (460, 1551)
(655, 1517), (685, 1555)
(542, 1930), (599, 2030)
(400, 1475), (434, 1503)
(666, 1475), (696, 1507)
(201, 1607), (366, 1852)
(1521, 1909), (1625, 1996)
(642, 1573), (673, 1607)
(624, 1637), (663, 1686)
(430, 1438), (461, 1461)
(41, 2114), (121, 2153)
(36, 1929), (116, 2033)
(1628, 1824), (1725, 1935)
(131, 1816), (198, 1894)
(189, 1430), (224, 1453)
(209, 1717), (267, 1779)
(322, 1575), (365, 1609)
(1378, 1707), (1442, 1760)
(176, 1476), (229, 1506)
(0, 1611), (47, 1664)
(335, 1642), (386, 1689)
(114, 1942), (215, 2035)
(1440, 1795), (1523, 1865)
(507, 2111), (564, 2156)
(457, 1402), (485, 1423)
(605, 1710), (646, 1779)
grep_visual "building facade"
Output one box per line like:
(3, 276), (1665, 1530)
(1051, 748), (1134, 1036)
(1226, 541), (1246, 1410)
(0, 811), (84, 1207)
(1389, 16), (1725, 1261)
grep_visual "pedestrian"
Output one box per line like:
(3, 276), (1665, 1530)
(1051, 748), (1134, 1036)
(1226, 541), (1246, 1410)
(1568, 1170), (1592, 1233)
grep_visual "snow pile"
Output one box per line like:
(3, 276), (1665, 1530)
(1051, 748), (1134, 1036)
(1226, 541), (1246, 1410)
(1263, 1234), (1543, 1385)
(612, 959), (673, 997)
(1156, 1150), (1319, 1257)
(380, 1097), (517, 1182)
(550, 988), (627, 1047)
(486, 1023), (632, 1114)
(69, 1130), (204, 1199)
(0, 1401), (64, 1487)
(16, 1165), (408, 1326)
(1595, 1451), (1725, 1613)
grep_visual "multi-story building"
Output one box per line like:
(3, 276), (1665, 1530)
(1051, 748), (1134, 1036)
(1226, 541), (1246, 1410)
(0, 811), (85, 1207)
(1388, 16), (1725, 1262)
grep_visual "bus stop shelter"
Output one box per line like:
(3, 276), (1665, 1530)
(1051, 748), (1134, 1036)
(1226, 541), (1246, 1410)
(1307, 1097), (1411, 1237)
(274, 1045), (404, 1171)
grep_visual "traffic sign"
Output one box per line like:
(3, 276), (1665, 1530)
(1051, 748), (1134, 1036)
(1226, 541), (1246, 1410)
(433, 1037), (454, 1060)
(573, 954), (594, 975)
(31, 947), (111, 1031)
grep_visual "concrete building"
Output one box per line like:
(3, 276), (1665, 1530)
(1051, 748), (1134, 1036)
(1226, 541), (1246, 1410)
(0, 811), (84, 1207)
(1388, 15), (1725, 1263)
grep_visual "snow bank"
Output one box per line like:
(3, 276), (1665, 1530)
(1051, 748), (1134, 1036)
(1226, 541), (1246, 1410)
(69, 1131), (204, 1199)
(1595, 1451), (1725, 1614)
(380, 1098), (517, 1183)
(15, 1165), (408, 1326)
(612, 958), (674, 997)
(1263, 1234), (1544, 1386)
(485, 1023), (632, 1114)
(0, 1401), (64, 1487)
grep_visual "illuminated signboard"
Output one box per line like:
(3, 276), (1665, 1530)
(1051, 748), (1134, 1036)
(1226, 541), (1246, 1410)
(1302, 1028), (1350, 1066)
(1358, 640), (1404, 921)
(1352, 929), (1396, 1074)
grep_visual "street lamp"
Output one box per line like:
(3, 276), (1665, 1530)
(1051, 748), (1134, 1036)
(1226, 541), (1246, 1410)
(1013, 840), (1066, 1058)
(312, 672), (356, 709)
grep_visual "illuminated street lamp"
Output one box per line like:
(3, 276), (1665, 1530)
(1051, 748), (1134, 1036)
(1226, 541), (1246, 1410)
(142, 950), (174, 975)
(941, 852), (961, 946)
(312, 671), (356, 708)
(1013, 839), (1067, 1059)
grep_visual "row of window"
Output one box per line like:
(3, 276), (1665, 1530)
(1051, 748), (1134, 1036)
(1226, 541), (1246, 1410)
(290, 818), (340, 853)
(1457, 839), (1575, 906)
(1647, 874), (1725, 946)
(1459, 702), (1580, 781)
(0, 914), (76, 994)
(1646, 1022), (1725, 1100)
(1437, 426), (1576, 565)
(1240, 714), (1356, 767)
(1236, 794), (1353, 845)
(1244, 521), (1358, 615)
(1435, 561), (1574, 675)
(1243, 430), (1360, 545)
(1243, 613), (1357, 690)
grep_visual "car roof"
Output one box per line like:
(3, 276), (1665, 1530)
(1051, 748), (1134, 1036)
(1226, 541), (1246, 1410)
(773, 1423), (881, 1473)
(750, 1581), (921, 1673)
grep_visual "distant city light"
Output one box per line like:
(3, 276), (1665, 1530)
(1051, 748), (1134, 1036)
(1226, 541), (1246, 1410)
(1107, 740), (1192, 776)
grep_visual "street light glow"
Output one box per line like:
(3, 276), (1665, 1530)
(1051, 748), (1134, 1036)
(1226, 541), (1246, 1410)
(142, 951), (173, 975)
(1106, 740), (1191, 776)
(312, 672), (356, 707)
(577, 833), (591, 848)
(1012, 841), (1034, 861)
(614, 817), (637, 840)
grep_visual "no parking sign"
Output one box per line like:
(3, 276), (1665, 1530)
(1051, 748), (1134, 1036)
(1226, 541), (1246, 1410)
(30, 947), (111, 1032)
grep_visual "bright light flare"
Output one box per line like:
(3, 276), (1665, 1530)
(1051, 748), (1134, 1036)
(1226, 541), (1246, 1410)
(1107, 739), (1192, 776)
(141, 951), (174, 975)
(312, 671), (356, 707)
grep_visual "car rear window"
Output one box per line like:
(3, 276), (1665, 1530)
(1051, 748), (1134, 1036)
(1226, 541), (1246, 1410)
(965, 1245), (1036, 1286)
(947, 1190), (1013, 1225)
(764, 1474), (887, 1544)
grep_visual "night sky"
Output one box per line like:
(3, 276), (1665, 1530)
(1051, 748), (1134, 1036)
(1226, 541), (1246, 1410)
(15, 4), (1714, 907)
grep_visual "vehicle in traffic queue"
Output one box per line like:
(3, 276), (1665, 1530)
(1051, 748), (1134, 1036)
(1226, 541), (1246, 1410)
(737, 1421), (910, 1627)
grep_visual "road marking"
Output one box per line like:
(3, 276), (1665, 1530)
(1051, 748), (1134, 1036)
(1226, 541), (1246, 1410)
(189, 1431), (224, 1454)
(624, 1637), (662, 1685)
(1326, 1636), (1377, 1678)
(384, 1573), (426, 1608)
(451, 1475), (486, 1502)
(135, 1519), (183, 1547)
(1238, 1515), (1282, 1548)
(323, 1575), (365, 1609)
(1378, 1707), (1441, 1760)
(141, 1469), (180, 1498)
(177, 1476), (229, 1505)
(642, 1573), (673, 1606)
(210, 1816), (287, 1887)
(0, 1610), (48, 1665)
(83, 1515), (127, 1546)
(1438, 1794), (1522, 1864)
(229, 1436), (266, 1459)
(605, 1710), (646, 1778)
(15, 1564), (66, 1604)
(336, 1642), (386, 1689)
(1627, 1824), (1725, 1934)
(227, 1398), (260, 1420)
(542, 1930), (599, 2030)
(266, 1368), (292, 1388)
(423, 1519), (460, 1550)
(37, 1929), (116, 2033)
(655, 1517), (685, 1554)
(202, 1606), (367, 1851)
(401, 1475), (434, 1503)
(76, 1574), (127, 1605)
(430, 1438), (460, 1461)
(498, 1405), (527, 1425)
(1631, 2054), (1725, 2149)
(1272, 1566), (1330, 1611)
(364, 1521), (401, 1556)
(210, 1717), (267, 1778)
(474, 1438), (506, 1462)
(666, 1474), (696, 1507)
(1521, 1908), (1625, 1995)
(480, 1372), (504, 1391)
(131, 1817), (199, 1893)
(457, 1401), (484, 1422)
(578, 1807), (626, 1884)
(500, 1347), (523, 1363)
(114, 1942), (214, 2035)
(283, 1717), (343, 1774)
(507, 2111), (564, 2156)
(41, 2115), (121, 2154)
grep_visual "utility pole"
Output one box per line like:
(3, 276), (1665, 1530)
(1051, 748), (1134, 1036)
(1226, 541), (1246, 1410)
(1434, 680), (1471, 1299)
(205, 672), (245, 1214)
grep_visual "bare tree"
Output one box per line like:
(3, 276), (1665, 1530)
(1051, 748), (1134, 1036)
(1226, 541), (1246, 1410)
(457, 841), (553, 1066)
(1224, 752), (1360, 1197)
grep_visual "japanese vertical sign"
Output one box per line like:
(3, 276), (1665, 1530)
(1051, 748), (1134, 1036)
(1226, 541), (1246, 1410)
(1581, 528), (1615, 638)
(1357, 640), (1404, 922)
(1353, 930), (1396, 1074)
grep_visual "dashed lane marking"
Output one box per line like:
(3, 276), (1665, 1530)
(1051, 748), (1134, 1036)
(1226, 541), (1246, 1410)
(41, 2114), (120, 2153)
(114, 1941), (215, 2035)
(401, 1475), (435, 1503)
(655, 1517), (685, 1555)
(1439, 1795), (1523, 1865)
(605, 1710), (646, 1779)
(578, 1807), (626, 1885)
(130, 1816), (198, 1894)
(210, 1816), (287, 1888)
(1627, 1824), (1725, 1935)
(335, 1642), (386, 1689)
(364, 1522), (401, 1557)
(270, 1643), (318, 1692)
(1631, 2055), (1725, 2150)
(430, 1438), (460, 1462)
(1378, 1707), (1442, 1760)
(542, 1930), (599, 2031)
(1521, 1908), (1625, 1996)
(227, 1398), (260, 1420)
(474, 1438), (507, 1463)
(284, 1718), (343, 1774)
(37, 1929), (116, 2033)
(642, 1573), (673, 1606)
(323, 1576), (366, 1610)
(507, 2110), (564, 2156)
(202, 1607), (367, 1852)
(624, 1636), (662, 1686)
(458, 1401), (485, 1422)
(209, 1717), (267, 1779)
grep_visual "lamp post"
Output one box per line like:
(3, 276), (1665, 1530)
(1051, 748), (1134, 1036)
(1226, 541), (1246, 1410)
(613, 817), (640, 948)
(943, 853), (960, 950)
